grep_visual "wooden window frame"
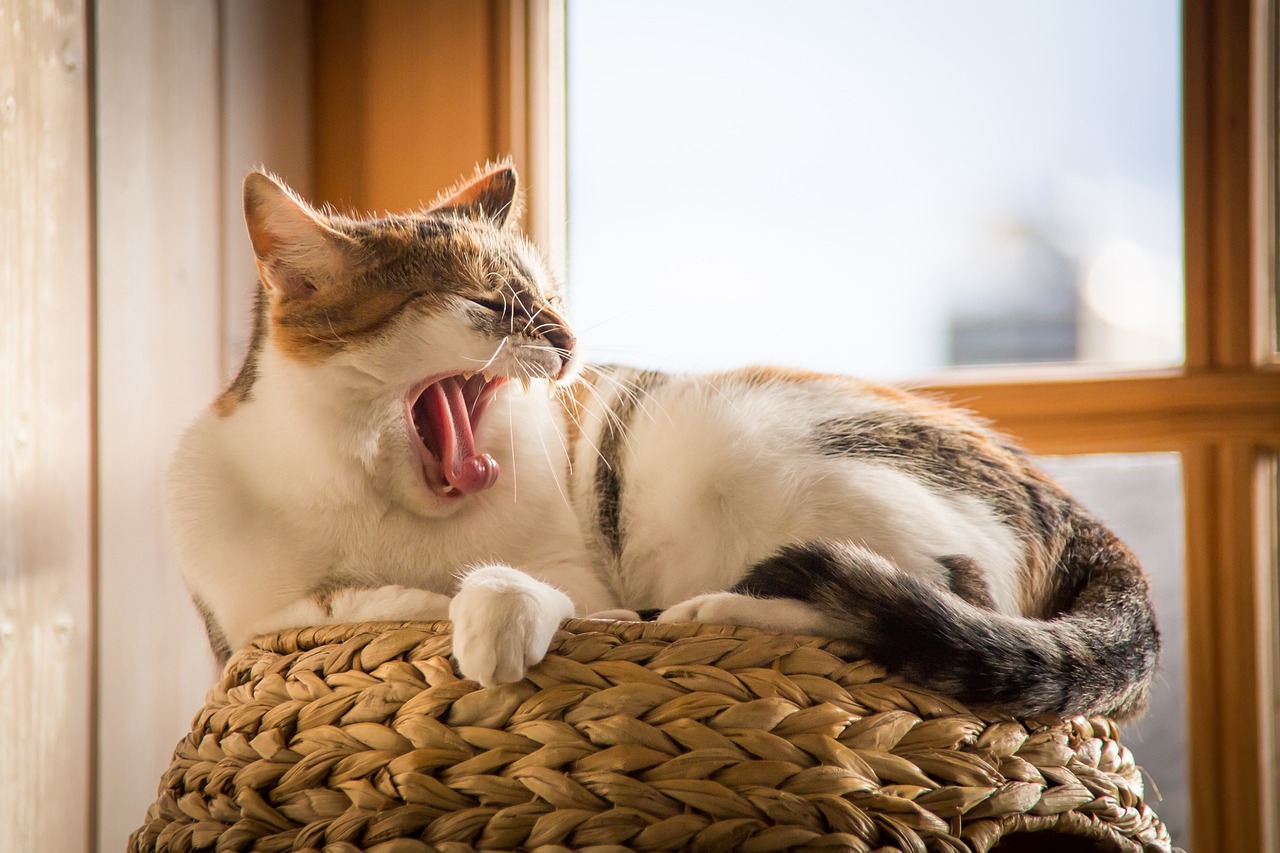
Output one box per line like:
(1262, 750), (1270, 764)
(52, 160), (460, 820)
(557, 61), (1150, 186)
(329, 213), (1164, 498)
(536, 2), (1280, 849)
(310, 1), (1279, 848)
(930, 2), (1280, 849)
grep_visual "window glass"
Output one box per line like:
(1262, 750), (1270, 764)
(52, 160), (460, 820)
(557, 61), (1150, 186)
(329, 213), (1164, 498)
(567, 0), (1183, 380)
(1037, 453), (1188, 847)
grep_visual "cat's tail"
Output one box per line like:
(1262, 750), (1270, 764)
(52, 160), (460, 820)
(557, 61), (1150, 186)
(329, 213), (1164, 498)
(735, 515), (1159, 718)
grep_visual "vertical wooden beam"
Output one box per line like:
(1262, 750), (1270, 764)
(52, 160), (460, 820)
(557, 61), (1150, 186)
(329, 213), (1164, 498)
(312, 0), (508, 213)
(1184, 0), (1258, 370)
(94, 1), (226, 847)
(1183, 443), (1263, 852)
(1252, 0), (1279, 362)
(220, 0), (315, 379)
(523, 0), (568, 283)
(1257, 454), (1280, 851)
(0, 1), (94, 849)
(312, 0), (367, 212)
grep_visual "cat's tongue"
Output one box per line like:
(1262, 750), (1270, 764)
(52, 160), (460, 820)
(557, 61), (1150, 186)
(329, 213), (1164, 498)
(423, 377), (499, 494)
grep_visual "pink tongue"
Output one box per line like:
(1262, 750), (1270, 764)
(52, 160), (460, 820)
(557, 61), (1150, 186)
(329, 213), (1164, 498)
(426, 377), (500, 494)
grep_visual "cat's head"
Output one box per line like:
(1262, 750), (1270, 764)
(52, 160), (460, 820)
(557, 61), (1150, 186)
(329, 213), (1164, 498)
(238, 164), (575, 507)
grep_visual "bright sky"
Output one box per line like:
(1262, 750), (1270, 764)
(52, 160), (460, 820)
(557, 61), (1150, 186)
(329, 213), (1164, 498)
(566, 0), (1182, 379)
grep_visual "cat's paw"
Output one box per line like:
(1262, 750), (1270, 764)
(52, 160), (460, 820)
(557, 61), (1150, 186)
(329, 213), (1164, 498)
(449, 565), (575, 686)
(329, 585), (450, 623)
(586, 608), (642, 621)
(658, 592), (827, 635)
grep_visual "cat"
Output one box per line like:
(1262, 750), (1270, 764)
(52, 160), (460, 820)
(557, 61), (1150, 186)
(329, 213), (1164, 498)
(167, 163), (1159, 719)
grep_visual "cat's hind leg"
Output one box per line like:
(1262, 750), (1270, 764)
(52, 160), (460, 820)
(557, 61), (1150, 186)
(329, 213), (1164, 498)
(657, 592), (830, 635)
(449, 565), (575, 686)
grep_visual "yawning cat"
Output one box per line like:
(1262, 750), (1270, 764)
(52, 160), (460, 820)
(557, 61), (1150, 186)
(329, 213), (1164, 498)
(167, 164), (1159, 718)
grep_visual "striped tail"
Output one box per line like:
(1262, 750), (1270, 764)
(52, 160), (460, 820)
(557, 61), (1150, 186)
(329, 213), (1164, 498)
(734, 513), (1160, 718)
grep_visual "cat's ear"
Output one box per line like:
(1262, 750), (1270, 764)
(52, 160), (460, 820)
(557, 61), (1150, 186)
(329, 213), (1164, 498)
(243, 171), (355, 298)
(428, 163), (520, 228)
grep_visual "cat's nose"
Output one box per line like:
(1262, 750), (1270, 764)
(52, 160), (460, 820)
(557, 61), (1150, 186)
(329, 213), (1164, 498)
(544, 324), (576, 378)
(533, 306), (575, 377)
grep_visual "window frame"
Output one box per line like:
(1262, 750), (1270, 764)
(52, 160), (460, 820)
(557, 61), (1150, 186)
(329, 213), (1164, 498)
(312, 1), (1280, 848)
(538, 2), (1280, 848)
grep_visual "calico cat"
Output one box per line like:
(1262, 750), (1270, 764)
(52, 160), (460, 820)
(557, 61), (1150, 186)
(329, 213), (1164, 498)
(168, 164), (1159, 718)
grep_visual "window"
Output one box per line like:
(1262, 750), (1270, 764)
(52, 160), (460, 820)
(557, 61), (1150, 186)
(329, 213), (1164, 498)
(568, 3), (1194, 843)
(556, 2), (1280, 849)
(567, 0), (1183, 379)
(24, 2), (1274, 851)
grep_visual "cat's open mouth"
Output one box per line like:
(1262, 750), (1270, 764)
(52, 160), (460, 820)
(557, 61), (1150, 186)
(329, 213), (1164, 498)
(407, 373), (508, 498)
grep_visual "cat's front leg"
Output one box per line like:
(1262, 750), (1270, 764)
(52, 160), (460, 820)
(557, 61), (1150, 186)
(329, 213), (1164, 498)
(242, 585), (452, 644)
(658, 592), (831, 636)
(327, 585), (452, 623)
(449, 565), (575, 686)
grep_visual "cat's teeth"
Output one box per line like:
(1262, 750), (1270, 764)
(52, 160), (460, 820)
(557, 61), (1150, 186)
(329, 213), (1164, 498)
(462, 371), (475, 380)
(441, 484), (455, 494)
(520, 377), (532, 391)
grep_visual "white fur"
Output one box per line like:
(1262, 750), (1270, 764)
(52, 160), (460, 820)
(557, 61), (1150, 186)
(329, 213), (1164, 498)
(659, 593), (828, 635)
(449, 565), (575, 686)
(574, 376), (1025, 615)
(168, 299), (611, 676)
(171, 302), (1032, 684)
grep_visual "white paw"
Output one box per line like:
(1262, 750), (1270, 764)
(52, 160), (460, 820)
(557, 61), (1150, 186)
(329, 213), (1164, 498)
(329, 585), (450, 623)
(658, 592), (827, 635)
(449, 565), (575, 686)
(658, 592), (755, 625)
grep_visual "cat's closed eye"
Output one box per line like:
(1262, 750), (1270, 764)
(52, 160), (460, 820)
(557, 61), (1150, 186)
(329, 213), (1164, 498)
(468, 296), (507, 313)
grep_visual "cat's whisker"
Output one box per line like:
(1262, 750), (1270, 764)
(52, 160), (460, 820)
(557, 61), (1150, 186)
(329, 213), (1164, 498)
(575, 374), (631, 438)
(568, 309), (643, 336)
(457, 337), (511, 376)
(517, 364), (573, 513)
(588, 367), (674, 429)
(522, 305), (548, 337)
(575, 374), (646, 462)
(506, 391), (519, 504)
(541, 388), (576, 473)
(559, 397), (609, 472)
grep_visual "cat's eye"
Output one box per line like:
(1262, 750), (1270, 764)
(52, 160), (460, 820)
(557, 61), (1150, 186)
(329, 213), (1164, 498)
(468, 296), (507, 314)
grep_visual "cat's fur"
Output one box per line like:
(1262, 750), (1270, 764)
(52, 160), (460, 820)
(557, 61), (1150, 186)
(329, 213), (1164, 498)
(168, 164), (1159, 718)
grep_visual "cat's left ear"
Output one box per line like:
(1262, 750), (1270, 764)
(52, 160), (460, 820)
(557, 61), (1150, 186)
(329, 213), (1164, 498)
(243, 171), (357, 299)
(428, 163), (520, 228)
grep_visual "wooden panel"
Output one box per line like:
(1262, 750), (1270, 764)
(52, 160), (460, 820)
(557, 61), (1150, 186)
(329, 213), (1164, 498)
(523, 0), (567, 282)
(312, 0), (366, 211)
(0, 1), (94, 849)
(1184, 0), (1258, 369)
(313, 0), (508, 213)
(1260, 455), (1280, 851)
(1183, 444), (1264, 853)
(220, 0), (315, 378)
(920, 369), (1280, 453)
(94, 1), (225, 848)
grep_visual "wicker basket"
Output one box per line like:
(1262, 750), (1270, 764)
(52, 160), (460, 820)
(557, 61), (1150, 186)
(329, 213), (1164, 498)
(130, 619), (1175, 852)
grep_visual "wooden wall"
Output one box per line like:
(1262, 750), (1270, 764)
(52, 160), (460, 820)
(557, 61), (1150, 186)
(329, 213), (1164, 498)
(313, 0), (516, 214)
(0, 1), (94, 849)
(3, 3), (514, 847)
(310, 0), (566, 275)
(93, 2), (225, 847)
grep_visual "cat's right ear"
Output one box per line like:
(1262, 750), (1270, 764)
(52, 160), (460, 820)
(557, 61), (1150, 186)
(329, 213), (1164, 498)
(243, 171), (354, 298)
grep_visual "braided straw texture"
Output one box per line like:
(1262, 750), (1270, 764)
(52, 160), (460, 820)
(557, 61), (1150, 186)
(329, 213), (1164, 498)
(130, 619), (1174, 853)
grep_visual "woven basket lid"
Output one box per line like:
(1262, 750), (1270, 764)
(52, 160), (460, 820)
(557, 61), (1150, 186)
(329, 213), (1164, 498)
(129, 618), (1175, 852)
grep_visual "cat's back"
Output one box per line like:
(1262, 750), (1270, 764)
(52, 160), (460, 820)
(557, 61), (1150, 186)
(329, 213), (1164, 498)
(566, 364), (1035, 611)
